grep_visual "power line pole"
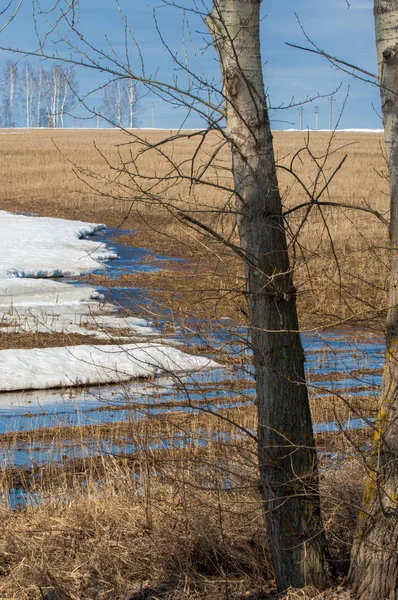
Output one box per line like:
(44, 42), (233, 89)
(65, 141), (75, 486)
(329, 97), (334, 130)
(151, 102), (155, 129)
(315, 106), (319, 131)
(298, 106), (304, 131)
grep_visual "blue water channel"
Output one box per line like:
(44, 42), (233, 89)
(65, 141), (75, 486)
(0, 228), (385, 470)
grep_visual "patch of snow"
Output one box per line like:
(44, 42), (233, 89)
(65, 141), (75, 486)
(0, 211), (116, 278)
(0, 343), (220, 392)
(0, 211), (158, 339)
(0, 278), (157, 338)
(284, 128), (384, 133)
(0, 211), (220, 391)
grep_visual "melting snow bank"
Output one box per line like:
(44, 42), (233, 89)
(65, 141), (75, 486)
(0, 211), (156, 338)
(0, 278), (157, 338)
(0, 211), (116, 277)
(0, 211), (221, 390)
(0, 343), (220, 392)
(284, 128), (384, 133)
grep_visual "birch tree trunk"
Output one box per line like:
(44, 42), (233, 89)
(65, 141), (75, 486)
(25, 64), (30, 128)
(126, 80), (136, 128)
(349, 2), (398, 598)
(7, 61), (17, 128)
(37, 66), (43, 128)
(206, 0), (329, 591)
(60, 78), (67, 128)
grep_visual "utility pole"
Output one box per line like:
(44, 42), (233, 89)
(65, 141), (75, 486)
(314, 106), (319, 131)
(298, 106), (303, 131)
(151, 102), (155, 129)
(329, 97), (334, 130)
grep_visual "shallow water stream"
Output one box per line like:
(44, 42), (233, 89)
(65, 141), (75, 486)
(0, 228), (385, 471)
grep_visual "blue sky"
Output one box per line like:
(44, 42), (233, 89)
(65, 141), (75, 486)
(0, 0), (380, 130)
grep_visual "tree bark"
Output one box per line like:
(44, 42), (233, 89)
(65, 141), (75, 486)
(206, 0), (329, 591)
(349, 3), (398, 599)
(350, 0), (398, 600)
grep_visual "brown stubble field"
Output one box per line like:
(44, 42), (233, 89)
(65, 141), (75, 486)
(0, 129), (387, 599)
(0, 128), (389, 332)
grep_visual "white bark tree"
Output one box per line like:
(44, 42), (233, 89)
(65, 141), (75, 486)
(43, 65), (76, 128)
(126, 79), (138, 128)
(101, 79), (138, 128)
(349, 2), (398, 598)
(23, 62), (34, 128)
(59, 67), (77, 128)
(35, 65), (44, 127)
(2, 60), (18, 127)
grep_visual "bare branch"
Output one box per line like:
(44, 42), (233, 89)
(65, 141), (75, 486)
(285, 42), (377, 80)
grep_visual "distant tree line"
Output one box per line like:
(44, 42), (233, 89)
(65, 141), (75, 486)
(1, 60), (78, 128)
(1, 60), (139, 128)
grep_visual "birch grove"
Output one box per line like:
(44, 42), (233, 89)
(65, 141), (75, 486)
(100, 79), (139, 128)
(1, 61), (78, 127)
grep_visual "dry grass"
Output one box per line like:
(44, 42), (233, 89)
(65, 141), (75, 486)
(0, 128), (386, 598)
(0, 331), (105, 350)
(0, 402), (365, 600)
(0, 128), (388, 331)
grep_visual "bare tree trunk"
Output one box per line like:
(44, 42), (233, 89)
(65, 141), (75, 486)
(126, 80), (136, 128)
(36, 66), (43, 127)
(24, 63), (34, 128)
(206, 0), (329, 591)
(349, 2), (398, 598)
(25, 64), (30, 128)
(60, 77), (67, 128)
(6, 61), (17, 128)
(116, 80), (123, 126)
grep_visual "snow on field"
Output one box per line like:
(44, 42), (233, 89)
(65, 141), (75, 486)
(284, 128), (384, 133)
(0, 343), (219, 392)
(0, 210), (220, 391)
(0, 211), (156, 339)
(0, 211), (115, 277)
(0, 278), (157, 338)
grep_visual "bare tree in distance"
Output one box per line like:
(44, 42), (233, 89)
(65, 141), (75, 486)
(0, 60), (78, 128)
(2, 60), (17, 127)
(23, 62), (34, 127)
(44, 64), (78, 127)
(101, 78), (139, 128)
